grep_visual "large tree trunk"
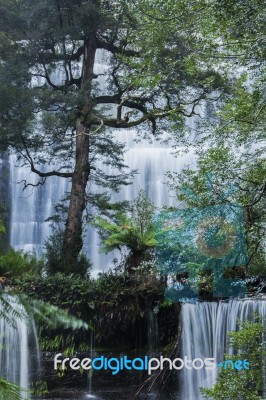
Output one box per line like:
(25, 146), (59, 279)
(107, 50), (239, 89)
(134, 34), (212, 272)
(62, 35), (97, 273)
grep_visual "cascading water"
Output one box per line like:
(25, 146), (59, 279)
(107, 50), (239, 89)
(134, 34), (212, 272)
(0, 294), (40, 398)
(147, 308), (159, 352)
(6, 47), (264, 400)
(179, 298), (266, 400)
(8, 49), (197, 274)
(9, 155), (70, 257)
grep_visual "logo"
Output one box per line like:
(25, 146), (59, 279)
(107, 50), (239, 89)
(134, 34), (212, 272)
(154, 177), (248, 301)
(54, 354), (250, 375)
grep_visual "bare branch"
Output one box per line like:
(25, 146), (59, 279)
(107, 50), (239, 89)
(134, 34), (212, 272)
(17, 178), (47, 190)
(96, 38), (139, 57)
(246, 180), (266, 207)
(20, 137), (73, 178)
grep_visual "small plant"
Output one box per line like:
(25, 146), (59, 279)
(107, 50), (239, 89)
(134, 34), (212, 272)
(31, 380), (49, 397)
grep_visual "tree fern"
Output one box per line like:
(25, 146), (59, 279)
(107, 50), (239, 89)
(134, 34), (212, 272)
(93, 192), (156, 271)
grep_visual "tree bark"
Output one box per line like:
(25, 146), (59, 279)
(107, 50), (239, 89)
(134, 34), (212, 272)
(62, 35), (97, 273)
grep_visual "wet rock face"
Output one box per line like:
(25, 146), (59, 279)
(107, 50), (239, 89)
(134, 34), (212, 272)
(0, 154), (10, 252)
(39, 352), (86, 389)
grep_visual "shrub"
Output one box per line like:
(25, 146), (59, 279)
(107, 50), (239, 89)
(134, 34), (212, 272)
(44, 230), (92, 276)
(0, 248), (44, 278)
(201, 319), (266, 400)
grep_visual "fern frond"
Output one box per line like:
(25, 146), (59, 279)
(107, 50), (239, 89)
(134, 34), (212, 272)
(0, 378), (27, 400)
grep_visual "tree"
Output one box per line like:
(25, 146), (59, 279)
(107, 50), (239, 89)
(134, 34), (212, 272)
(166, 0), (266, 276)
(0, 0), (230, 272)
(167, 146), (266, 276)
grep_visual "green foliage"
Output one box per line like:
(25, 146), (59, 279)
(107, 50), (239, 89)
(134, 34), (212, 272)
(165, 0), (265, 279)
(0, 294), (28, 327)
(17, 273), (92, 351)
(201, 319), (266, 400)
(0, 290), (89, 332)
(0, 289), (89, 399)
(94, 213), (155, 253)
(39, 332), (89, 354)
(167, 145), (266, 276)
(0, 220), (5, 235)
(18, 267), (165, 347)
(211, 0), (266, 64)
(44, 229), (92, 276)
(0, 289), (90, 362)
(126, 0), (230, 112)
(0, 0), (247, 270)
(0, 248), (44, 278)
(0, 27), (35, 153)
(31, 381), (49, 397)
(18, 294), (89, 331)
(0, 378), (26, 400)
(92, 262), (164, 342)
(18, 273), (92, 314)
(93, 191), (156, 271)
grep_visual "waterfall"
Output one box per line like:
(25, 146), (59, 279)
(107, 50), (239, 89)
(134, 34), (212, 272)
(9, 154), (70, 257)
(0, 294), (40, 398)
(8, 49), (197, 275)
(8, 133), (195, 275)
(179, 299), (266, 400)
(147, 309), (159, 352)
